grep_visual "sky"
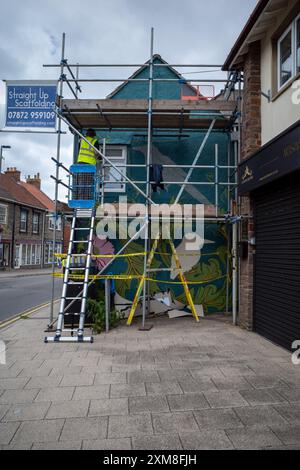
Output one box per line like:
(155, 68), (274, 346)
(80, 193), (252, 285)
(0, 0), (258, 200)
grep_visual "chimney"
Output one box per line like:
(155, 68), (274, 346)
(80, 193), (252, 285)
(5, 167), (21, 182)
(26, 173), (41, 190)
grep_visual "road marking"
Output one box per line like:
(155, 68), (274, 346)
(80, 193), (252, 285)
(0, 299), (59, 330)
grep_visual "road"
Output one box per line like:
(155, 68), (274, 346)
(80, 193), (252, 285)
(0, 275), (62, 322)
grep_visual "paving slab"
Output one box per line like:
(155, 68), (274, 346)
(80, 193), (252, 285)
(35, 387), (74, 402)
(128, 371), (160, 384)
(110, 383), (146, 398)
(72, 385), (109, 401)
(133, 433), (182, 450)
(11, 419), (64, 444)
(89, 398), (128, 417)
(32, 440), (82, 450)
(225, 426), (283, 450)
(146, 381), (182, 396)
(152, 411), (199, 434)
(3, 402), (50, 422)
(180, 429), (233, 450)
(46, 400), (89, 419)
(0, 422), (21, 445)
(240, 389), (287, 406)
(60, 373), (95, 387)
(108, 414), (153, 438)
(0, 389), (39, 404)
(179, 378), (218, 393)
(246, 375), (289, 389)
(167, 393), (210, 412)
(275, 403), (300, 423)
(60, 417), (108, 441)
(194, 408), (243, 430)
(0, 377), (30, 390)
(94, 373), (127, 385)
(212, 376), (253, 391)
(270, 424), (300, 445)
(129, 396), (169, 414)
(275, 387), (300, 403)
(233, 405), (288, 427)
(82, 438), (132, 450)
(204, 390), (249, 409)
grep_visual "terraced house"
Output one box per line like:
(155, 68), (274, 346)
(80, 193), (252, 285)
(0, 167), (64, 269)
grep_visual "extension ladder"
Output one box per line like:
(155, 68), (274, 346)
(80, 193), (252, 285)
(45, 208), (95, 343)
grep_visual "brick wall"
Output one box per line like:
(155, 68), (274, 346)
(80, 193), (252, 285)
(239, 41), (261, 330)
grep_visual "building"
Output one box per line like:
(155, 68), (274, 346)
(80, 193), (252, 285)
(0, 168), (64, 269)
(20, 173), (64, 267)
(0, 168), (46, 269)
(62, 55), (236, 318)
(223, 0), (300, 349)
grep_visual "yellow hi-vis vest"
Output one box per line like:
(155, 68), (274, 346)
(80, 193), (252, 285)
(77, 136), (98, 165)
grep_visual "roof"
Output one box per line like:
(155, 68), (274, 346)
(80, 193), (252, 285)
(20, 181), (55, 211)
(0, 174), (46, 210)
(106, 54), (199, 99)
(223, 0), (270, 70)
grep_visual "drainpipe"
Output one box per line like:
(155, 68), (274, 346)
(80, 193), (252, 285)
(41, 211), (45, 268)
(232, 221), (238, 326)
(10, 203), (16, 269)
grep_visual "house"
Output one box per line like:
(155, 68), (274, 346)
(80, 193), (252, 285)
(0, 167), (65, 269)
(62, 55), (236, 316)
(20, 173), (66, 267)
(223, 0), (300, 350)
(0, 168), (46, 269)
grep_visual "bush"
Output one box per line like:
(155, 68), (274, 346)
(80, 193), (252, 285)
(87, 299), (123, 334)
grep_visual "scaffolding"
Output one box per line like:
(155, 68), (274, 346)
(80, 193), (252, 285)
(44, 29), (241, 336)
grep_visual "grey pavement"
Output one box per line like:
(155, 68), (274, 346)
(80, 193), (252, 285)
(0, 306), (300, 450)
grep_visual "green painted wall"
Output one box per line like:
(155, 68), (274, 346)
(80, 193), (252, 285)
(77, 57), (233, 314)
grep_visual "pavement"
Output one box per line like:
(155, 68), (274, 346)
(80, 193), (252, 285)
(0, 268), (57, 279)
(0, 306), (300, 450)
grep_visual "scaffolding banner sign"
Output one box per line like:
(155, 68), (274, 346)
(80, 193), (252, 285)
(5, 80), (57, 129)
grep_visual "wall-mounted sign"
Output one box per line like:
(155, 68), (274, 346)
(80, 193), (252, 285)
(5, 80), (57, 129)
(238, 121), (300, 194)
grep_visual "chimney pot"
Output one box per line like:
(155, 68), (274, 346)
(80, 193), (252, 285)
(5, 167), (21, 182)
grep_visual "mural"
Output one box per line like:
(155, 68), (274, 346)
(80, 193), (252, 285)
(76, 56), (234, 316)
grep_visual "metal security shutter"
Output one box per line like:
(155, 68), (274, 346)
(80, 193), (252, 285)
(253, 171), (300, 351)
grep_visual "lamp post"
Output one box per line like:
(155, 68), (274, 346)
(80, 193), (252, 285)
(0, 145), (11, 173)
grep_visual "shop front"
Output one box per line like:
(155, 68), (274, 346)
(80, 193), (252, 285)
(238, 120), (300, 350)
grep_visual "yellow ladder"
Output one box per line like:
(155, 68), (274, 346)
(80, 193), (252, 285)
(127, 234), (199, 326)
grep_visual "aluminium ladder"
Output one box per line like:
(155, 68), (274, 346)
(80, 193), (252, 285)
(45, 208), (95, 343)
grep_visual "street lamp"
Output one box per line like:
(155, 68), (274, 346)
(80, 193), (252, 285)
(0, 145), (11, 174)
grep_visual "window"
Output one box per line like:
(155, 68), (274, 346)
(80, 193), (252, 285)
(103, 146), (127, 193)
(278, 27), (293, 88)
(20, 244), (42, 266)
(277, 14), (300, 90)
(32, 212), (40, 234)
(0, 204), (7, 225)
(20, 209), (28, 232)
(44, 242), (61, 265)
(49, 214), (62, 231)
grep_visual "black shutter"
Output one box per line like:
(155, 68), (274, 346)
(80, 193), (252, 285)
(253, 171), (300, 351)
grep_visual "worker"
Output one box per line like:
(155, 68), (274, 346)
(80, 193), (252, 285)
(75, 129), (101, 200)
(77, 128), (101, 165)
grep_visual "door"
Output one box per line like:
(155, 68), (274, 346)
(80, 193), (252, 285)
(14, 245), (21, 269)
(253, 172), (300, 350)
